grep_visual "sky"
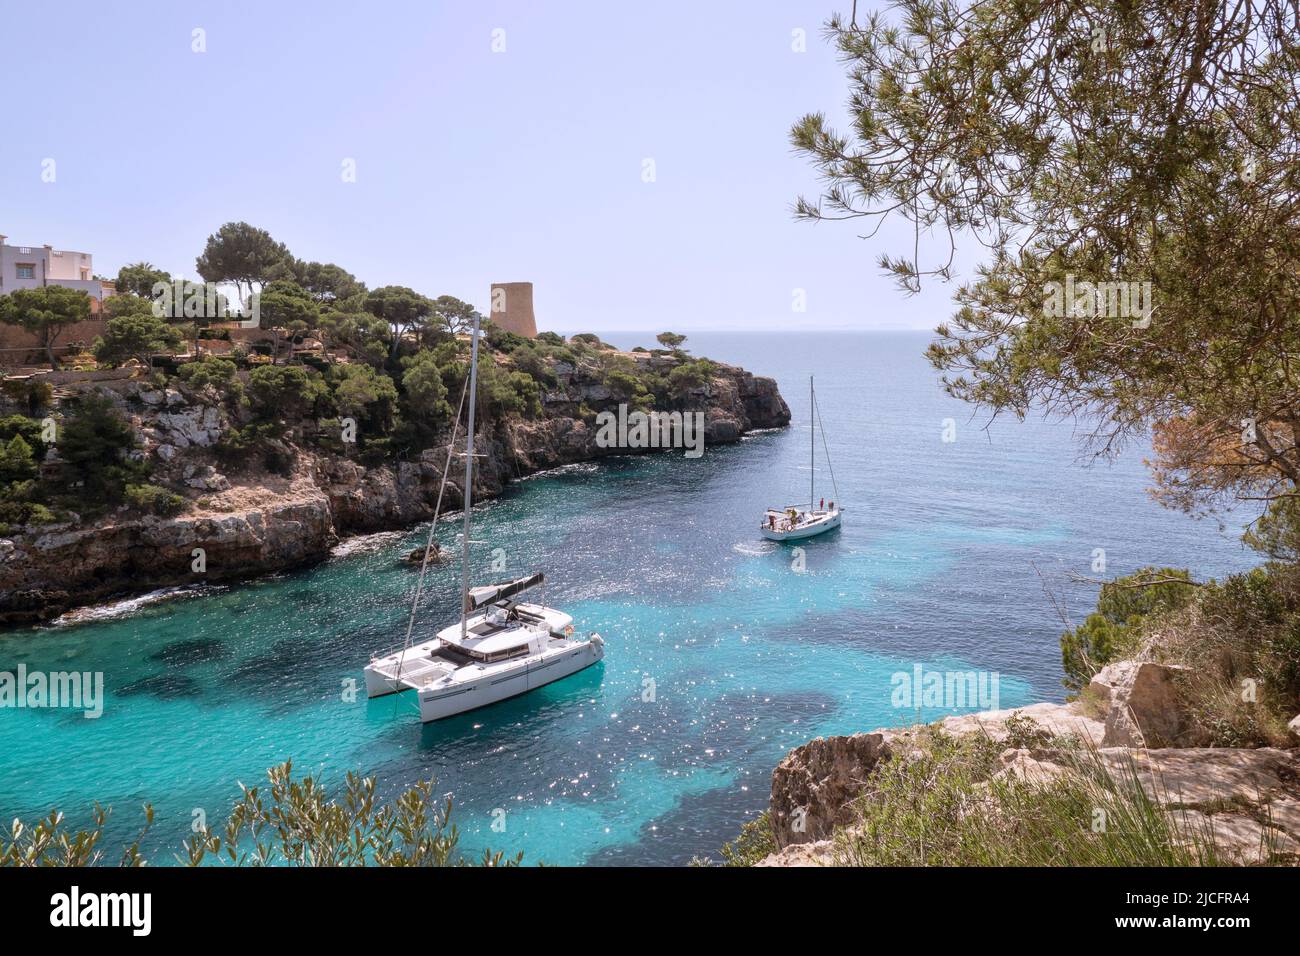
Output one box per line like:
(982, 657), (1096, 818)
(0, 0), (978, 334)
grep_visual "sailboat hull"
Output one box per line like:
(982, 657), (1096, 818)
(417, 638), (604, 722)
(760, 509), (842, 541)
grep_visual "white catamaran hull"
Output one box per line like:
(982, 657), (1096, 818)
(417, 638), (604, 722)
(760, 510), (842, 542)
(364, 602), (576, 700)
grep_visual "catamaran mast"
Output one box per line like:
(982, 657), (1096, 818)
(810, 376), (815, 512)
(460, 311), (482, 640)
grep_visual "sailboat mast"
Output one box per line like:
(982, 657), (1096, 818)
(460, 311), (482, 640)
(810, 375), (815, 512)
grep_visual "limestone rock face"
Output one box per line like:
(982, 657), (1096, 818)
(0, 355), (789, 623)
(1088, 661), (1206, 747)
(0, 493), (337, 626)
(760, 717), (1300, 866)
(769, 732), (894, 848)
(938, 701), (1105, 746)
(754, 840), (835, 867)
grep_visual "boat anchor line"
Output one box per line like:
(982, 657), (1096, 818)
(361, 311), (606, 723)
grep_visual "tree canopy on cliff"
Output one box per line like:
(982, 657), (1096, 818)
(195, 222), (291, 308)
(794, 0), (1300, 516)
(365, 285), (434, 359)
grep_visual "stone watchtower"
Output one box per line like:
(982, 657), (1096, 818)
(489, 282), (537, 338)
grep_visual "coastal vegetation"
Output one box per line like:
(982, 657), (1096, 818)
(1063, 554), (1300, 749)
(0, 220), (731, 533)
(1, 761), (519, 867)
(828, 725), (1237, 867)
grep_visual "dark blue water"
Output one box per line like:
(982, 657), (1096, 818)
(0, 332), (1256, 865)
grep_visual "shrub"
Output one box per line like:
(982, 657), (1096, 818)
(177, 357), (241, 397)
(831, 727), (1233, 867)
(2, 760), (520, 867)
(125, 483), (185, 517)
(247, 364), (328, 423)
(694, 812), (776, 867)
(506, 344), (558, 386)
(92, 311), (184, 367)
(569, 332), (609, 350)
(1, 378), (53, 415)
(1163, 565), (1300, 746)
(668, 359), (715, 399)
(477, 361), (541, 418)
(400, 350), (453, 421)
(332, 365), (400, 435)
(485, 324), (528, 354)
(217, 422), (295, 475)
(0, 434), (38, 484)
(1059, 567), (1197, 693)
(57, 394), (142, 503)
(0, 499), (56, 528)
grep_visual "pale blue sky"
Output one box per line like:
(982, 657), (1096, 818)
(0, 0), (974, 333)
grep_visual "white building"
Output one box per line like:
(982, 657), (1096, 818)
(0, 234), (110, 302)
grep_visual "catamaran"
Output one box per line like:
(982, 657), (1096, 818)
(760, 376), (843, 542)
(363, 313), (604, 722)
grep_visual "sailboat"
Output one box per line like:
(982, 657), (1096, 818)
(363, 312), (604, 722)
(760, 376), (843, 542)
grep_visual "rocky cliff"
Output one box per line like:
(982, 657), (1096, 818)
(0, 353), (789, 625)
(758, 662), (1300, 866)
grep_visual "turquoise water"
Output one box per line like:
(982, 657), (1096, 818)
(0, 332), (1257, 865)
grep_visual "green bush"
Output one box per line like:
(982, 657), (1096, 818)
(1, 379), (53, 415)
(694, 812), (776, 867)
(57, 394), (142, 504)
(247, 364), (328, 423)
(92, 311), (183, 367)
(1059, 567), (1197, 693)
(0, 499), (56, 529)
(217, 422), (295, 475)
(831, 726), (1233, 867)
(0, 415), (46, 456)
(125, 483), (185, 517)
(485, 324), (529, 353)
(668, 359), (715, 399)
(3, 760), (520, 867)
(178, 357), (241, 397)
(331, 364), (400, 435)
(477, 361), (541, 418)
(0, 434), (38, 484)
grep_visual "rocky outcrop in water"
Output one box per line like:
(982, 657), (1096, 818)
(0, 357), (788, 625)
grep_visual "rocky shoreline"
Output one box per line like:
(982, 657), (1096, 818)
(0, 354), (789, 626)
(757, 661), (1300, 866)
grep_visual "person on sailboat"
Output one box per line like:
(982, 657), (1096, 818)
(820, 498), (824, 510)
